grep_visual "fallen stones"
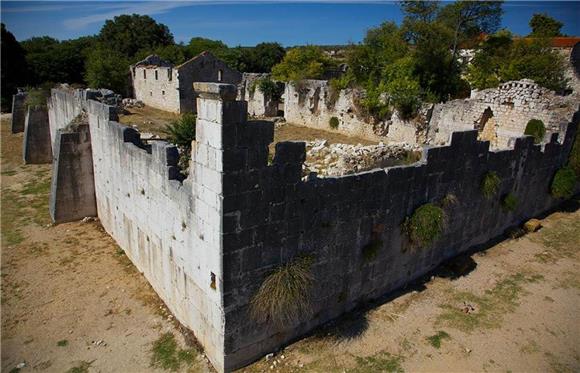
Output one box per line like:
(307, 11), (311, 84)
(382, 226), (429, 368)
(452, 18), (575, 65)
(122, 98), (145, 109)
(523, 219), (542, 232)
(302, 139), (421, 177)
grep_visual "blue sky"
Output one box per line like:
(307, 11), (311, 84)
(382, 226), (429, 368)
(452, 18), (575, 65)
(2, 1), (579, 46)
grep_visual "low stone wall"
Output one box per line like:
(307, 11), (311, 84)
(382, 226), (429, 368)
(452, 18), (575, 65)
(49, 122), (97, 223)
(11, 93), (27, 133)
(23, 106), (52, 164)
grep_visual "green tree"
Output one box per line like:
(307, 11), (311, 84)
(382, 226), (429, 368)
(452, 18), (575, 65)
(271, 46), (334, 81)
(187, 37), (228, 58)
(85, 45), (130, 93)
(98, 14), (173, 58)
(242, 42), (286, 73)
(1, 23), (28, 111)
(529, 13), (564, 37)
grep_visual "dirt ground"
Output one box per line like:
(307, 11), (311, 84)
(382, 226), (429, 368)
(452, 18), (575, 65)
(1, 115), (579, 373)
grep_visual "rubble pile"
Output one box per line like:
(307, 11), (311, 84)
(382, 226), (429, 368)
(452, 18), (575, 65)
(303, 139), (422, 177)
(121, 98), (145, 109)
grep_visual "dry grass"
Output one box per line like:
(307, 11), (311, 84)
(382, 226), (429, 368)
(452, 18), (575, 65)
(251, 256), (314, 326)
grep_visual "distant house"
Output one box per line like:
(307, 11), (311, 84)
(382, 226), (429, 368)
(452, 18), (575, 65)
(130, 51), (242, 113)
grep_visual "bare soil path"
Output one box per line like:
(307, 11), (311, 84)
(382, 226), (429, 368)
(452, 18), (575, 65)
(1, 116), (579, 373)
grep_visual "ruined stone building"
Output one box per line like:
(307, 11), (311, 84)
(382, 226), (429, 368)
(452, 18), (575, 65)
(131, 51), (242, 113)
(42, 81), (578, 372)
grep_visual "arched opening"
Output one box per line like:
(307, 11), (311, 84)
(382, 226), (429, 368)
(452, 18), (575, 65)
(477, 107), (498, 146)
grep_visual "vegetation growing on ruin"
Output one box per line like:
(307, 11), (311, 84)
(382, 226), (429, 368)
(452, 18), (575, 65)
(524, 119), (546, 144)
(501, 193), (518, 212)
(164, 113), (197, 174)
(256, 77), (284, 101)
(362, 239), (383, 261)
(568, 132), (580, 177)
(481, 171), (501, 199)
(25, 88), (50, 108)
(150, 332), (197, 371)
(550, 166), (577, 199)
(403, 203), (445, 248)
(329, 116), (339, 129)
(271, 46), (335, 82)
(467, 30), (568, 92)
(250, 255), (314, 325)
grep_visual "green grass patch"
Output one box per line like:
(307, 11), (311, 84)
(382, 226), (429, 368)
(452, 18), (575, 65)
(150, 332), (197, 371)
(426, 330), (451, 349)
(349, 352), (405, 373)
(57, 339), (69, 347)
(403, 203), (445, 248)
(437, 273), (544, 332)
(481, 171), (501, 199)
(524, 119), (546, 144)
(550, 166), (577, 199)
(530, 213), (580, 263)
(65, 361), (91, 373)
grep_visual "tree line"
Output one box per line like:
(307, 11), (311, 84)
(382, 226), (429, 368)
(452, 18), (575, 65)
(271, 2), (569, 120)
(1, 14), (286, 110)
(1, 3), (570, 114)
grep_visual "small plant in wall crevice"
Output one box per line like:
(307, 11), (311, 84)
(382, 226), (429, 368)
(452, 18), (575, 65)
(329, 116), (339, 130)
(362, 239), (383, 262)
(250, 255), (314, 326)
(501, 193), (518, 212)
(403, 203), (445, 249)
(550, 166), (577, 199)
(481, 171), (501, 199)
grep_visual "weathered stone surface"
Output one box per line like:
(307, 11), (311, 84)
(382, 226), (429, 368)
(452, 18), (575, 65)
(50, 119), (97, 223)
(23, 106), (52, 164)
(11, 92), (27, 133)
(48, 83), (579, 373)
(524, 218), (542, 232)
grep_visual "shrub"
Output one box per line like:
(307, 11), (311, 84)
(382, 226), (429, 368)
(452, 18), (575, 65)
(250, 256), (314, 325)
(164, 113), (196, 151)
(501, 193), (518, 212)
(524, 119), (546, 144)
(257, 77), (283, 101)
(329, 116), (339, 129)
(568, 131), (580, 177)
(25, 88), (49, 107)
(403, 203), (445, 248)
(550, 166), (577, 199)
(481, 171), (501, 199)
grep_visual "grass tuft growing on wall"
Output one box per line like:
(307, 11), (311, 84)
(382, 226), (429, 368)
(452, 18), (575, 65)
(251, 256), (314, 326)
(501, 193), (518, 212)
(550, 166), (577, 199)
(481, 171), (501, 199)
(403, 203), (445, 248)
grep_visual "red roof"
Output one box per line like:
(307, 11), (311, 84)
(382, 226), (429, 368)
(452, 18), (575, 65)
(515, 37), (580, 48)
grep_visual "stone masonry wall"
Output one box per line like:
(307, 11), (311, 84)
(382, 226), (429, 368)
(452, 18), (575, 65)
(133, 66), (181, 113)
(238, 73), (280, 117)
(428, 79), (577, 148)
(49, 88), (229, 372)
(220, 98), (578, 369)
(23, 106), (52, 164)
(11, 93), (27, 133)
(49, 84), (579, 372)
(49, 122), (97, 223)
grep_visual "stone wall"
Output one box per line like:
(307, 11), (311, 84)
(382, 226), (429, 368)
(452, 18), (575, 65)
(284, 80), (427, 143)
(48, 84), (579, 372)
(49, 122), (97, 223)
(49, 87), (228, 371)
(11, 93), (27, 133)
(221, 104), (578, 369)
(131, 52), (242, 114)
(23, 106), (52, 164)
(428, 79), (577, 148)
(133, 65), (180, 113)
(238, 73), (280, 117)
